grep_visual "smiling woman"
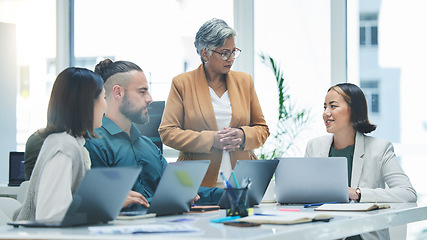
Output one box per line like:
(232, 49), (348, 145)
(305, 83), (417, 240)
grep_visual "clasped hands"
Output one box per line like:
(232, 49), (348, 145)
(213, 127), (245, 152)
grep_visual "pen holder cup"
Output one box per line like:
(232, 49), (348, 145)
(225, 187), (249, 217)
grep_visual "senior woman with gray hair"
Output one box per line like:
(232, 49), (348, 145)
(159, 18), (269, 188)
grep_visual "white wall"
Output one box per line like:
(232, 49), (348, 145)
(0, 22), (17, 183)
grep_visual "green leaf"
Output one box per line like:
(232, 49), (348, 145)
(256, 53), (313, 159)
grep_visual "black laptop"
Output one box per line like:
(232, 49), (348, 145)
(9, 166), (141, 227)
(218, 160), (279, 208)
(9, 152), (25, 186)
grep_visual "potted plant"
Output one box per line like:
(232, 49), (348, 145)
(257, 53), (312, 202)
(257, 53), (312, 159)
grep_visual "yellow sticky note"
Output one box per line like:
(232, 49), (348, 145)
(174, 171), (194, 186)
(248, 208), (254, 215)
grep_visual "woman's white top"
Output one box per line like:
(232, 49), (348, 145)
(36, 144), (91, 221)
(209, 87), (232, 184)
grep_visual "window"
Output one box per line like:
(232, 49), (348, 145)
(73, 0), (233, 160)
(0, 0), (56, 151)
(360, 80), (379, 114)
(359, 13), (378, 47)
(0, 0), (56, 183)
(254, 0), (332, 156)
(350, 2), (427, 236)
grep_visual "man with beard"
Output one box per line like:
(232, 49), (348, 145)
(85, 59), (223, 210)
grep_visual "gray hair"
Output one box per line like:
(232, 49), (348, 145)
(194, 18), (237, 63)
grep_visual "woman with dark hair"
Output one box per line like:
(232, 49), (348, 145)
(14, 67), (145, 222)
(305, 83), (416, 239)
(159, 19), (269, 187)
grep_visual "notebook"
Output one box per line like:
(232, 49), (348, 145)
(120, 160), (210, 216)
(218, 160), (279, 208)
(275, 157), (349, 204)
(8, 152), (25, 186)
(239, 211), (333, 225)
(8, 166), (141, 227)
(315, 203), (391, 212)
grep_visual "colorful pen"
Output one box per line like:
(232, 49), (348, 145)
(279, 208), (300, 212)
(210, 216), (241, 223)
(231, 171), (240, 188)
(220, 171), (233, 189)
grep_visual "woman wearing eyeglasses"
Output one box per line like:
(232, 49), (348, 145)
(159, 18), (269, 188)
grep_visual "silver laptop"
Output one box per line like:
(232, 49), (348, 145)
(218, 160), (279, 208)
(275, 157), (349, 204)
(9, 166), (141, 227)
(120, 160), (210, 216)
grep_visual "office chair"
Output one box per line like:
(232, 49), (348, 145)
(0, 198), (22, 222)
(134, 101), (165, 154)
(17, 181), (30, 203)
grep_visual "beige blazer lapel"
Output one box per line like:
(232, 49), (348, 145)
(226, 73), (242, 128)
(319, 135), (333, 157)
(351, 131), (365, 188)
(194, 64), (218, 130)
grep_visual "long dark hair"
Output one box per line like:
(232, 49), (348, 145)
(40, 67), (104, 138)
(329, 83), (377, 133)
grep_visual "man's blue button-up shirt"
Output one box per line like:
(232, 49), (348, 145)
(85, 116), (167, 206)
(85, 116), (223, 209)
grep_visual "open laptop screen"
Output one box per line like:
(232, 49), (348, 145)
(9, 152), (25, 186)
(218, 160), (279, 208)
(275, 157), (349, 204)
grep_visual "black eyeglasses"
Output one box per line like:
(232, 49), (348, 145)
(211, 48), (241, 61)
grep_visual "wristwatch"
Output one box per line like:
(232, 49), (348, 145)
(356, 188), (361, 202)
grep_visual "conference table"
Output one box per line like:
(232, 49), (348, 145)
(0, 202), (426, 240)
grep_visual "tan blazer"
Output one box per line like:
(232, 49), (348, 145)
(159, 64), (269, 187)
(305, 131), (417, 203)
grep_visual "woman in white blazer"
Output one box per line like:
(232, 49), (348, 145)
(305, 83), (416, 240)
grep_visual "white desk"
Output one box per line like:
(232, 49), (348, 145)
(0, 203), (426, 240)
(0, 184), (19, 199)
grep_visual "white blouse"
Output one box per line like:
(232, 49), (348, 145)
(209, 87), (233, 183)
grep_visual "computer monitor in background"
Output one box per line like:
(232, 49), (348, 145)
(134, 101), (165, 154)
(9, 151), (25, 186)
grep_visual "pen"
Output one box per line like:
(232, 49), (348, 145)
(220, 171), (238, 202)
(220, 171), (233, 189)
(231, 171), (240, 188)
(279, 208), (300, 212)
(254, 213), (276, 216)
(230, 171), (248, 210)
(304, 201), (340, 208)
(210, 216), (241, 223)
